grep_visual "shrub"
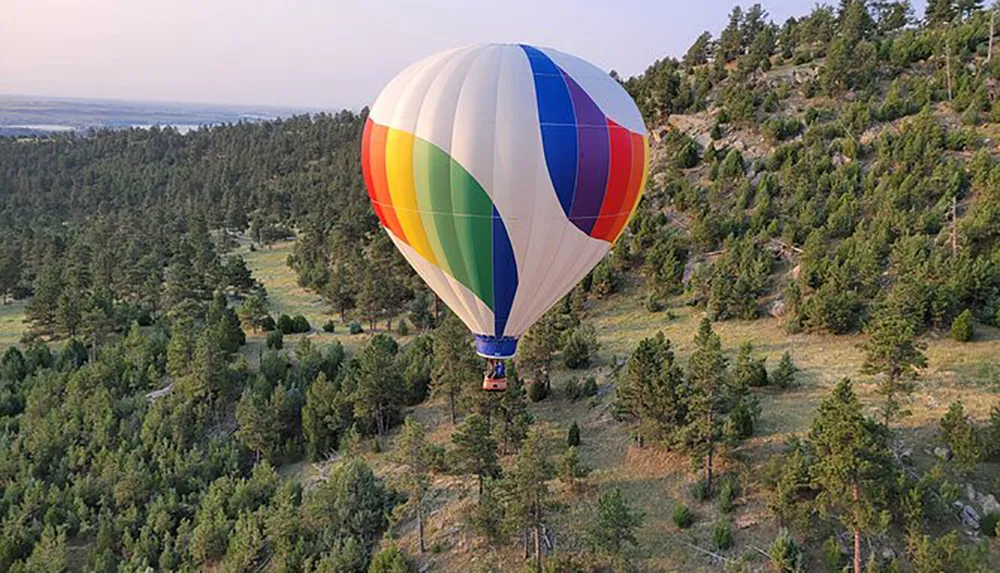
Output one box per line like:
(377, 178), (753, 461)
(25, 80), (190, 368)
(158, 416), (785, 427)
(349, 322), (363, 335)
(277, 314), (294, 334)
(563, 324), (599, 369)
(951, 309), (974, 342)
(258, 315), (276, 331)
(322, 320), (336, 333)
(528, 380), (548, 402)
(771, 352), (797, 388)
(672, 505), (694, 529)
(690, 480), (709, 502)
(396, 319), (410, 336)
(292, 314), (311, 333)
(582, 376), (599, 397)
(769, 528), (806, 572)
(567, 421), (581, 447)
(369, 545), (412, 573)
(564, 377), (581, 401)
(717, 476), (738, 514)
(980, 512), (999, 538)
(645, 292), (665, 312)
(822, 535), (842, 572)
(266, 330), (283, 350)
(711, 519), (734, 550)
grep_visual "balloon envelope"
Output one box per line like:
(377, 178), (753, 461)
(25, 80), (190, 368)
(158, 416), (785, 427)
(362, 43), (648, 358)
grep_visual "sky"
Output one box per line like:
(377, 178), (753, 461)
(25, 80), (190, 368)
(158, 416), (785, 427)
(1, 0), (921, 111)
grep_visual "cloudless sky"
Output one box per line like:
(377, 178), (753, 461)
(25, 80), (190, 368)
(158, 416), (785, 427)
(2, 0), (927, 110)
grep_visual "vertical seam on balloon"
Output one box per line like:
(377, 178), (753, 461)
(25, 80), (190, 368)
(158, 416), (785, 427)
(422, 49), (485, 333)
(491, 45), (516, 338)
(589, 116), (616, 240)
(514, 45), (578, 331)
(449, 47), (495, 331)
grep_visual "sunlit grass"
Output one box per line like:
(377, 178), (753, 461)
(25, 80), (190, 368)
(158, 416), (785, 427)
(0, 300), (26, 350)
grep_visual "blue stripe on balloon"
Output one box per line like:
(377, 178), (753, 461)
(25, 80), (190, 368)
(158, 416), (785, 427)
(520, 44), (577, 216)
(492, 206), (517, 338)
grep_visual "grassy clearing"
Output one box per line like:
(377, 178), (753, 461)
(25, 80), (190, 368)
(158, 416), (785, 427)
(237, 240), (415, 367)
(0, 300), (26, 350)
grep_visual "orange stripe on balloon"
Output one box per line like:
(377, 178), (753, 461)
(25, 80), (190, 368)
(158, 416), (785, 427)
(368, 121), (407, 242)
(590, 118), (633, 242)
(362, 119), (388, 227)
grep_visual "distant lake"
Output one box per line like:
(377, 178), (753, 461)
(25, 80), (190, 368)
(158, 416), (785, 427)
(0, 94), (325, 136)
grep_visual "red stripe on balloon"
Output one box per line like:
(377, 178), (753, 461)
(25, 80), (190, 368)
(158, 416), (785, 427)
(362, 119), (389, 228)
(367, 121), (407, 243)
(606, 132), (646, 241)
(590, 118), (634, 242)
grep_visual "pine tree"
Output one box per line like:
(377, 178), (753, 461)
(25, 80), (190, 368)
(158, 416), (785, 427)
(238, 289), (270, 333)
(432, 313), (478, 424)
(302, 371), (343, 461)
(517, 312), (560, 382)
(567, 421), (581, 447)
(860, 308), (927, 427)
(951, 308), (974, 342)
(939, 400), (981, 473)
(925, 0), (956, 26)
(614, 331), (688, 448)
(353, 334), (405, 437)
(166, 315), (197, 379)
(508, 428), (555, 569)
(236, 387), (280, 461)
(809, 379), (894, 573)
(451, 413), (499, 498)
(392, 417), (431, 553)
(771, 351), (798, 388)
(498, 362), (533, 454)
(557, 446), (590, 493)
(686, 318), (730, 494)
(586, 487), (645, 573)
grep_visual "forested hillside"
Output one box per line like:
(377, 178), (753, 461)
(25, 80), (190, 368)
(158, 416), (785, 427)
(2, 1), (1000, 572)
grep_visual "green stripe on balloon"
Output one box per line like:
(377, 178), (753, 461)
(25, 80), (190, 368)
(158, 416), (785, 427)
(412, 136), (494, 310)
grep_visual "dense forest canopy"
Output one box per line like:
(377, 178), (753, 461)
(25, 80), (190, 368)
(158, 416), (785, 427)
(2, 1), (1000, 572)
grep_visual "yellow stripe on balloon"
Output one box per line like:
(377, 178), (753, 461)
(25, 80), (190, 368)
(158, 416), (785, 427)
(625, 135), (650, 225)
(385, 128), (439, 266)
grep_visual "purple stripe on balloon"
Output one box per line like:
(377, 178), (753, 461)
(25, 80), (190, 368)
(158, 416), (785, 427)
(563, 71), (609, 235)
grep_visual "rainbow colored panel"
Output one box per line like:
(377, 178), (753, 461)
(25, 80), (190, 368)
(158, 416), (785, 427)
(521, 44), (648, 242)
(362, 118), (517, 336)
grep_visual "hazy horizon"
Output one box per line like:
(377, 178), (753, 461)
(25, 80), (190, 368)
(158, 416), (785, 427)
(1, 0), (862, 111)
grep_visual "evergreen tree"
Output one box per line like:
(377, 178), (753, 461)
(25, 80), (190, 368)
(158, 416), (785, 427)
(557, 446), (590, 493)
(431, 313), (478, 424)
(686, 318), (731, 494)
(939, 400), (981, 473)
(451, 413), (499, 498)
(392, 417), (431, 553)
(497, 363), (533, 454)
(166, 315), (197, 380)
(353, 334), (405, 437)
(302, 371), (343, 461)
(586, 487), (645, 573)
(236, 387), (280, 461)
(614, 332), (688, 448)
(951, 308), (974, 342)
(809, 379), (894, 573)
(517, 312), (560, 382)
(508, 428), (555, 570)
(771, 351), (798, 388)
(860, 309), (927, 427)
(925, 0), (957, 26)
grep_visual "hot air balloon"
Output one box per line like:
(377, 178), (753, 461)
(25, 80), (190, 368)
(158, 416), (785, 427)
(361, 43), (648, 391)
